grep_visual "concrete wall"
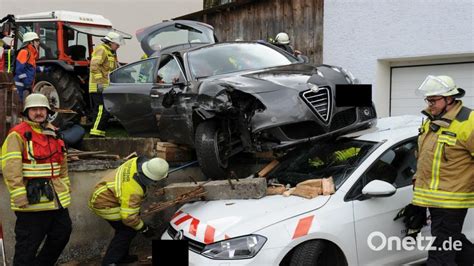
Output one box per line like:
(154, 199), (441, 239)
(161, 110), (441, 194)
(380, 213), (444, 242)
(0, 0), (202, 63)
(323, 0), (474, 117)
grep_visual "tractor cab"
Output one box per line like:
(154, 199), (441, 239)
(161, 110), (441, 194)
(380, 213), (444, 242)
(2, 11), (131, 125)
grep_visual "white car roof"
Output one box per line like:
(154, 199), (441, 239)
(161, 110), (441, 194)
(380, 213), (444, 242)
(345, 115), (423, 144)
(15, 10), (112, 26)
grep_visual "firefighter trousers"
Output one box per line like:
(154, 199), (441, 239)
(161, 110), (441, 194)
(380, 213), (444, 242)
(102, 220), (137, 265)
(13, 208), (72, 266)
(90, 92), (111, 137)
(427, 208), (474, 266)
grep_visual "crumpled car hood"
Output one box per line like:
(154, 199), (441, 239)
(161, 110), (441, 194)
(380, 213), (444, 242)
(202, 63), (329, 95)
(170, 194), (330, 243)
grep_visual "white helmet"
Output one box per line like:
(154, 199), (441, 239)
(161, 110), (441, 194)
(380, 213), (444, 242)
(23, 32), (40, 43)
(275, 32), (290, 45)
(23, 93), (52, 112)
(142, 158), (169, 181)
(102, 31), (124, 45)
(416, 75), (465, 98)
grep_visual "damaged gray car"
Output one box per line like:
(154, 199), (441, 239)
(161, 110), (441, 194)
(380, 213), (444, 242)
(103, 22), (376, 179)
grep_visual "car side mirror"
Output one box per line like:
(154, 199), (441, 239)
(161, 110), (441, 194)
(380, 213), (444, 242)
(362, 180), (396, 198)
(162, 88), (177, 108)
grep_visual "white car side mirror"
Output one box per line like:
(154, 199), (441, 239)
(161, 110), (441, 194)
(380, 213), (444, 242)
(362, 180), (396, 197)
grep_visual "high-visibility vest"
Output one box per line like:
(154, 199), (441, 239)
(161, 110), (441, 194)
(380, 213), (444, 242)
(89, 43), (117, 93)
(1, 121), (71, 211)
(413, 101), (474, 209)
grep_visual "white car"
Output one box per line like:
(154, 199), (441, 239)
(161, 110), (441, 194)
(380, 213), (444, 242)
(161, 115), (474, 265)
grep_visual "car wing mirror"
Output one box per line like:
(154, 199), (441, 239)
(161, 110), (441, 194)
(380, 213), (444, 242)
(162, 88), (177, 108)
(362, 180), (396, 198)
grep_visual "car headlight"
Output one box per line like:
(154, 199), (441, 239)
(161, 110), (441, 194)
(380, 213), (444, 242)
(201, 234), (267, 260)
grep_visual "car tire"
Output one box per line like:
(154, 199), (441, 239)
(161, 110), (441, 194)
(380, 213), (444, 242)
(195, 120), (230, 180)
(289, 240), (332, 266)
(34, 67), (85, 126)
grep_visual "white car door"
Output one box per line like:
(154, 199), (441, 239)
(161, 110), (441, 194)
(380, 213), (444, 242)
(349, 140), (428, 265)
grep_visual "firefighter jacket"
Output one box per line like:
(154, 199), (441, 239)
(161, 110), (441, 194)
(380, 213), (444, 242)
(89, 43), (117, 93)
(413, 101), (474, 209)
(89, 157), (147, 230)
(1, 121), (70, 212)
(14, 44), (38, 91)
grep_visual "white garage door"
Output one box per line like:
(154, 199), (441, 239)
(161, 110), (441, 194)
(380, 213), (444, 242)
(390, 62), (474, 116)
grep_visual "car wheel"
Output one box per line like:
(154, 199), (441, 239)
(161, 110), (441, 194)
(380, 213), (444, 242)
(195, 120), (231, 180)
(289, 240), (346, 266)
(34, 67), (85, 127)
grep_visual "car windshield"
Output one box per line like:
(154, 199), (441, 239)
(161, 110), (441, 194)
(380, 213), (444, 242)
(187, 43), (298, 79)
(270, 138), (378, 189)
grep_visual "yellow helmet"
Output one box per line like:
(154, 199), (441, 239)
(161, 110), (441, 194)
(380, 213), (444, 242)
(142, 158), (169, 181)
(416, 75), (465, 98)
(23, 93), (52, 112)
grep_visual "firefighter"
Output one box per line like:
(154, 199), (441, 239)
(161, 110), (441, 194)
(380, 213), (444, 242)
(89, 31), (123, 137)
(413, 75), (474, 265)
(14, 31), (40, 101)
(1, 93), (72, 265)
(89, 157), (169, 265)
(271, 32), (301, 56)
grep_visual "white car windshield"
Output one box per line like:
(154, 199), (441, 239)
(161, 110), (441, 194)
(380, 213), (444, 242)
(270, 139), (377, 189)
(188, 43), (298, 79)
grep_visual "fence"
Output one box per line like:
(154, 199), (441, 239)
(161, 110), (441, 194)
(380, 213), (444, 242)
(0, 73), (20, 145)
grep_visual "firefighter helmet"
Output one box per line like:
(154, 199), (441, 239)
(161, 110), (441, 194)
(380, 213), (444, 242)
(102, 31), (124, 46)
(275, 32), (290, 45)
(23, 93), (52, 112)
(416, 75), (465, 98)
(142, 157), (169, 181)
(23, 32), (40, 43)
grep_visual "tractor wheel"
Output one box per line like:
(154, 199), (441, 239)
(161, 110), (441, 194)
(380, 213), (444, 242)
(34, 67), (85, 127)
(195, 120), (231, 180)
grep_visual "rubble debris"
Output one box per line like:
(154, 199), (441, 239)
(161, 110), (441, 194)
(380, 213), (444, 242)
(163, 178), (267, 201)
(156, 142), (194, 162)
(143, 186), (207, 216)
(257, 159), (279, 177)
(67, 148), (120, 161)
(266, 184), (286, 195)
(322, 176), (335, 195)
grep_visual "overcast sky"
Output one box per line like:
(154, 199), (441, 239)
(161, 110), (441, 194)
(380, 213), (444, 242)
(0, 0), (202, 61)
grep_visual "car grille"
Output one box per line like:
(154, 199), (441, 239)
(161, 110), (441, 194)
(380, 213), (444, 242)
(167, 225), (206, 253)
(330, 108), (357, 131)
(301, 87), (331, 122)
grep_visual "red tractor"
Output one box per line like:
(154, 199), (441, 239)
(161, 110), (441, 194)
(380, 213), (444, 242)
(0, 11), (130, 125)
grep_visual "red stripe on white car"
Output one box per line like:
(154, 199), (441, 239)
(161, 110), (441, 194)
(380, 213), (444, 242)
(292, 215), (314, 239)
(174, 214), (192, 225)
(204, 225), (216, 244)
(189, 218), (200, 236)
(170, 210), (183, 221)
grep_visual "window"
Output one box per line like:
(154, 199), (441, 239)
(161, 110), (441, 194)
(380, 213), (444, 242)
(17, 22), (58, 59)
(64, 26), (89, 60)
(157, 55), (184, 84)
(347, 139), (418, 200)
(269, 139), (377, 189)
(110, 58), (157, 84)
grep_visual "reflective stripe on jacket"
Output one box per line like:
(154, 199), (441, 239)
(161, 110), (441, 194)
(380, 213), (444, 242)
(14, 44), (37, 89)
(1, 121), (71, 212)
(413, 101), (474, 208)
(89, 157), (145, 230)
(89, 43), (117, 93)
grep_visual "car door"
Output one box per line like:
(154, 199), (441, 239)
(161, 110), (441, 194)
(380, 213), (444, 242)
(149, 54), (194, 145)
(104, 57), (159, 136)
(349, 139), (428, 265)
